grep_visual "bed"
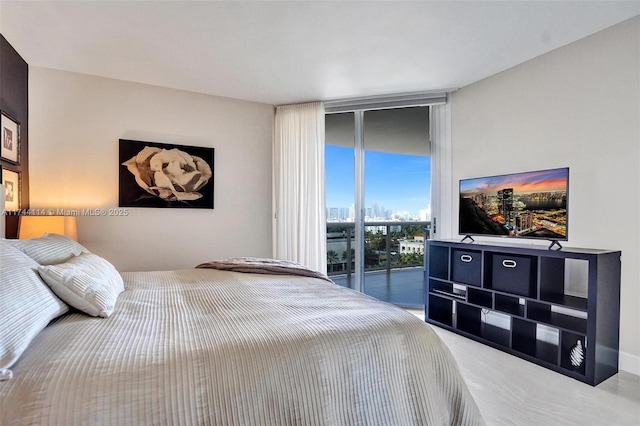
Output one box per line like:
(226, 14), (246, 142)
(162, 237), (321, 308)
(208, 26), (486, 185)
(0, 234), (484, 425)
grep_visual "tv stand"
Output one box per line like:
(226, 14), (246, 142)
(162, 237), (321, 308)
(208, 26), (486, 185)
(460, 235), (475, 243)
(548, 240), (563, 250)
(426, 239), (621, 385)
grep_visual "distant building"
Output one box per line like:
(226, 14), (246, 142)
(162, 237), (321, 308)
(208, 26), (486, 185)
(326, 232), (353, 272)
(497, 188), (514, 226)
(516, 212), (534, 233)
(328, 207), (340, 220)
(392, 211), (412, 221)
(366, 225), (388, 235)
(327, 207), (352, 221)
(399, 234), (425, 254)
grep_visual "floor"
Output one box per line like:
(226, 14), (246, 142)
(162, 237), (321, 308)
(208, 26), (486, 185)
(406, 309), (640, 426)
(332, 268), (425, 308)
(333, 271), (640, 424)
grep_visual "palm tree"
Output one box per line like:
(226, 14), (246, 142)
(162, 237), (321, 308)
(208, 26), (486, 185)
(327, 250), (340, 273)
(399, 252), (412, 265)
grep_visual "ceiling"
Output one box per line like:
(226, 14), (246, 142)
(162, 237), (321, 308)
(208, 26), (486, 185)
(1, 1), (638, 106)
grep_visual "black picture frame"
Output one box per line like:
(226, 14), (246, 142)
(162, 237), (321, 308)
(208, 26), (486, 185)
(119, 139), (214, 209)
(1, 112), (20, 164)
(1, 167), (20, 210)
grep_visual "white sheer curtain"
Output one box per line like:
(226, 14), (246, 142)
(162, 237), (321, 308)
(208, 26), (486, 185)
(429, 102), (453, 239)
(272, 101), (327, 273)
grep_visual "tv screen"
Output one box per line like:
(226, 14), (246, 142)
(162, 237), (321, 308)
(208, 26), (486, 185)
(459, 167), (568, 241)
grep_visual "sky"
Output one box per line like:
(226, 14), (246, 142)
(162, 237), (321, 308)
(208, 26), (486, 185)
(459, 167), (568, 196)
(325, 145), (431, 216)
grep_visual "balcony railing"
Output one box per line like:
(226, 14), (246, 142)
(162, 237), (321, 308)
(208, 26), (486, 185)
(326, 221), (431, 276)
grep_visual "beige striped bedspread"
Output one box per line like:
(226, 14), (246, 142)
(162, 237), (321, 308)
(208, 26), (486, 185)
(0, 268), (483, 425)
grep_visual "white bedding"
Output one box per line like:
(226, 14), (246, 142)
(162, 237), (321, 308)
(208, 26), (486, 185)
(0, 268), (483, 425)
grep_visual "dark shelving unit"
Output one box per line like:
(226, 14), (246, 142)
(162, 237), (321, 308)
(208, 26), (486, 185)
(425, 239), (621, 386)
(467, 287), (492, 308)
(494, 293), (524, 317)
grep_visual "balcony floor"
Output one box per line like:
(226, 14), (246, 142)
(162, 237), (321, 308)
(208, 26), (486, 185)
(331, 267), (425, 309)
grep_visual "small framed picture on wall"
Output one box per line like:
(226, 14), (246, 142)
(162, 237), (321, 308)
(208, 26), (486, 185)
(1, 112), (20, 164)
(1, 167), (20, 210)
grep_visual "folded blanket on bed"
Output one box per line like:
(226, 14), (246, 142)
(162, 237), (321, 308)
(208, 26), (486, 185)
(196, 257), (333, 282)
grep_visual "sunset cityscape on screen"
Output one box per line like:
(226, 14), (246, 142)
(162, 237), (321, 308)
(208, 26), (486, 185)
(459, 168), (568, 240)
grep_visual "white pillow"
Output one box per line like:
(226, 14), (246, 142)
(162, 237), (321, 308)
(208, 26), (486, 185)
(37, 253), (124, 318)
(9, 233), (89, 265)
(0, 240), (69, 380)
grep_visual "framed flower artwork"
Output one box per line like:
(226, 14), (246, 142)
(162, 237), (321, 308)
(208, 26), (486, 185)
(119, 139), (214, 209)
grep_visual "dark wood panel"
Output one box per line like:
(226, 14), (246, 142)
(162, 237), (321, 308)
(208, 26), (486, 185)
(1, 34), (29, 238)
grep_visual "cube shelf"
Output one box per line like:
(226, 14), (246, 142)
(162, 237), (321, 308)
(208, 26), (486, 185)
(527, 301), (587, 334)
(561, 331), (587, 376)
(494, 293), (524, 317)
(512, 318), (559, 365)
(467, 287), (492, 308)
(425, 239), (621, 386)
(428, 294), (454, 327)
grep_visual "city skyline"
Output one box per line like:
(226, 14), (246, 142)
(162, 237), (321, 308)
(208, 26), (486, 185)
(459, 168), (568, 238)
(325, 145), (431, 220)
(460, 168), (568, 196)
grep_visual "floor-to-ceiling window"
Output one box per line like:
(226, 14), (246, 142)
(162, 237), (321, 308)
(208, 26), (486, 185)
(325, 105), (432, 308)
(325, 112), (357, 278)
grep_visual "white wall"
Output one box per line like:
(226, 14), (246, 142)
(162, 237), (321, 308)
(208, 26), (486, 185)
(450, 16), (640, 375)
(29, 67), (274, 272)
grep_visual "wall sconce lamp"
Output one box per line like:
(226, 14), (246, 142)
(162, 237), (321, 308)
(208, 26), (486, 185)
(18, 215), (78, 241)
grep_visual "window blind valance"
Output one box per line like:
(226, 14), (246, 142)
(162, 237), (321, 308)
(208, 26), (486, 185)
(324, 91), (452, 113)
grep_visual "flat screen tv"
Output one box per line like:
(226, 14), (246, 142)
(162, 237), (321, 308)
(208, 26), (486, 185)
(459, 167), (568, 247)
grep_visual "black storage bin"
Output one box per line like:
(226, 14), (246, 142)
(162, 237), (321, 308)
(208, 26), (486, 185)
(451, 249), (482, 287)
(490, 253), (537, 297)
